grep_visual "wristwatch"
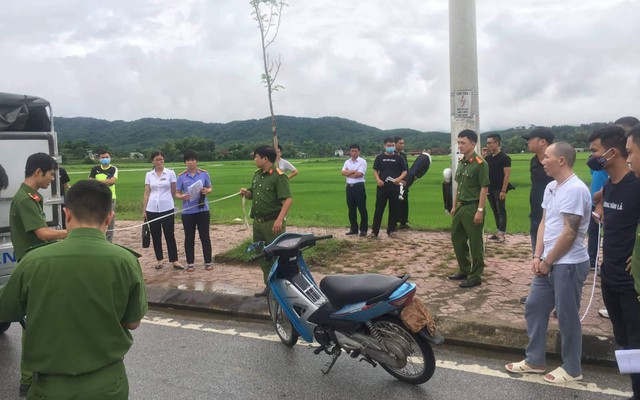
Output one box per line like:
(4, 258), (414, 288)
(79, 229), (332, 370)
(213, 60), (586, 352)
(477, 208), (483, 212)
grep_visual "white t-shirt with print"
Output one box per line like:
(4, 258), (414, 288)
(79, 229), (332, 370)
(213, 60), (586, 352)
(541, 175), (591, 264)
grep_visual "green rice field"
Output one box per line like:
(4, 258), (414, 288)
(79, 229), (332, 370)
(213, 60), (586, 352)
(64, 153), (593, 233)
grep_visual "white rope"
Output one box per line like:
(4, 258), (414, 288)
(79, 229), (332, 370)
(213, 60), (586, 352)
(109, 192), (241, 232)
(580, 219), (601, 323)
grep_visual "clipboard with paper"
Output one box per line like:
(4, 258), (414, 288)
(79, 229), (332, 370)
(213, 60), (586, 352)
(188, 180), (203, 202)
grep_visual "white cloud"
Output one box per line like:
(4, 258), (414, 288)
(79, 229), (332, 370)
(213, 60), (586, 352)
(1, 0), (639, 132)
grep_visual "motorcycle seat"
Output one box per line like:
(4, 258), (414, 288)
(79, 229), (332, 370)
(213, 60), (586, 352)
(320, 274), (404, 309)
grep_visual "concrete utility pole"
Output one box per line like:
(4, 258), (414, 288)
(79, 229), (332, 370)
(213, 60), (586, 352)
(448, 0), (480, 188)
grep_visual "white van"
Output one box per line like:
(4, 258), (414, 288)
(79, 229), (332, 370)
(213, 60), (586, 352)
(0, 92), (63, 333)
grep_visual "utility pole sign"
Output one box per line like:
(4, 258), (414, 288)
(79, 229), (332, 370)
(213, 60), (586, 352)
(454, 90), (472, 118)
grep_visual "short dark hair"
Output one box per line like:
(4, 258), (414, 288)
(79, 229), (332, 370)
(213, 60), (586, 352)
(614, 116), (640, 130)
(486, 133), (501, 144)
(25, 152), (58, 178)
(588, 125), (628, 157)
(626, 124), (640, 148)
(394, 136), (403, 143)
(349, 143), (361, 151)
(98, 150), (110, 157)
(65, 179), (112, 225)
(150, 150), (164, 162)
(254, 145), (277, 163)
(277, 144), (283, 151)
(0, 164), (8, 191)
(458, 129), (478, 144)
(383, 136), (395, 144)
(183, 150), (198, 162)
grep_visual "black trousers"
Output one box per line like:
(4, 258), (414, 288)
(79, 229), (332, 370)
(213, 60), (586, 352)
(601, 282), (640, 397)
(371, 183), (400, 235)
(587, 206), (600, 268)
(399, 187), (410, 225)
(147, 209), (179, 262)
(346, 183), (368, 234)
(487, 189), (507, 233)
(182, 211), (212, 265)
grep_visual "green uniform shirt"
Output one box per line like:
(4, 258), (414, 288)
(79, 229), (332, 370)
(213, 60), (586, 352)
(10, 183), (48, 261)
(0, 228), (147, 376)
(455, 152), (490, 202)
(632, 223), (640, 295)
(248, 166), (292, 219)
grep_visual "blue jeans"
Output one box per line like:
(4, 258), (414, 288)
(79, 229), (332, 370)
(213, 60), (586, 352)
(525, 260), (590, 376)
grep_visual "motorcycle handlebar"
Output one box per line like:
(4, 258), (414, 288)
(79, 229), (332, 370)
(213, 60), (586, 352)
(248, 252), (265, 262)
(315, 235), (333, 241)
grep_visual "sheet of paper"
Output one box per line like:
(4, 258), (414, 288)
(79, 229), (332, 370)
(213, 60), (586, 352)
(187, 180), (203, 201)
(615, 349), (640, 373)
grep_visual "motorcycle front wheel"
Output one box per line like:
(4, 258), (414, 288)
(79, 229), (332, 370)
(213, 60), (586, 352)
(268, 290), (299, 347)
(372, 316), (436, 384)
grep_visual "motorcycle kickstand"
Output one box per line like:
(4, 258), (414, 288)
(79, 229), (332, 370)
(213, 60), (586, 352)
(359, 355), (377, 368)
(321, 346), (342, 375)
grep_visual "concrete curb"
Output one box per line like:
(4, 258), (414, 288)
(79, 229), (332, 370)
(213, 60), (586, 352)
(146, 286), (617, 363)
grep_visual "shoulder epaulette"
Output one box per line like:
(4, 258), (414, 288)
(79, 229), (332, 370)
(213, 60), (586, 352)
(178, 170), (188, 176)
(476, 156), (484, 164)
(28, 192), (42, 202)
(276, 168), (284, 175)
(197, 168), (207, 173)
(114, 244), (142, 258)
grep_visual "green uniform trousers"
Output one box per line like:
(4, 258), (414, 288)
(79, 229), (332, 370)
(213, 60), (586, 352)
(253, 219), (286, 284)
(21, 328), (32, 386)
(28, 360), (128, 400)
(451, 203), (485, 283)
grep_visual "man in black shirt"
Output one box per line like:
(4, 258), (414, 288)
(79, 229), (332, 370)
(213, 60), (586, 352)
(485, 134), (512, 242)
(394, 136), (410, 229)
(369, 137), (407, 238)
(522, 127), (555, 252)
(589, 126), (640, 400)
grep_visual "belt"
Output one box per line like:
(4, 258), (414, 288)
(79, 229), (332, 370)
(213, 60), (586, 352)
(347, 182), (364, 187)
(457, 200), (479, 206)
(254, 212), (280, 223)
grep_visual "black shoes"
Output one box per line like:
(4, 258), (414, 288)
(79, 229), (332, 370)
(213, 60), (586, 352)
(359, 232), (367, 237)
(345, 231), (358, 236)
(459, 280), (481, 288)
(19, 384), (30, 397)
(398, 223), (410, 230)
(254, 287), (270, 297)
(519, 296), (528, 304)
(447, 273), (467, 281)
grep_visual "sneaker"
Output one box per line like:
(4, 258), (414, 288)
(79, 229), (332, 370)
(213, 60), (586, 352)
(205, 263), (214, 271)
(598, 308), (609, 318)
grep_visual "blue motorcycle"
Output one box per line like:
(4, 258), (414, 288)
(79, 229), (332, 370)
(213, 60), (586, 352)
(249, 232), (443, 384)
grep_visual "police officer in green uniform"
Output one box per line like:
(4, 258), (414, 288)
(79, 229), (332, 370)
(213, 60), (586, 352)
(0, 179), (147, 399)
(8, 152), (68, 396)
(240, 145), (293, 297)
(447, 130), (490, 288)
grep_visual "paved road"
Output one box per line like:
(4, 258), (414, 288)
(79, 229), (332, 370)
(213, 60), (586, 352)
(0, 309), (632, 400)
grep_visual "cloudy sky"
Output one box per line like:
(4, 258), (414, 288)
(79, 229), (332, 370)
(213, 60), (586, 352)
(2, 0), (638, 131)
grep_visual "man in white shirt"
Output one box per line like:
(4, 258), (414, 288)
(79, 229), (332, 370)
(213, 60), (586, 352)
(341, 144), (368, 237)
(277, 145), (298, 179)
(506, 142), (591, 384)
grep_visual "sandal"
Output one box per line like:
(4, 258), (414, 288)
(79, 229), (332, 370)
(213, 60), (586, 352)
(173, 263), (185, 270)
(505, 360), (546, 374)
(186, 265), (195, 272)
(154, 263), (164, 270)
(543, 367), (582, 383)
(205, 263), (214, 271)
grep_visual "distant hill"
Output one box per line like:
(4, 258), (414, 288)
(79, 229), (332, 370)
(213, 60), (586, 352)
(54, 115), (451, 153)
(54, 115), (611, 156)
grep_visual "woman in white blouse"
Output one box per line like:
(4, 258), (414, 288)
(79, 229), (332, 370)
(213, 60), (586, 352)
(143, 150), (184, 270)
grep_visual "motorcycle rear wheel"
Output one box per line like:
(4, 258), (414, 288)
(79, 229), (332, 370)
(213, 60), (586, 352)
(372, 316), (436, 384)
(268, 290), (299, 347)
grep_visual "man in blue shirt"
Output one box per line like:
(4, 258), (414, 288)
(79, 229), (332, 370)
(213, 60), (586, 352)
(176, 150), (213, 272)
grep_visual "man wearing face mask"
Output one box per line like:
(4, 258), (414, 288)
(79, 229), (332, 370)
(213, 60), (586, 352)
(89, 150), (118, 242)
(588, 126), (640, 399)
(369, 137), (407, 239)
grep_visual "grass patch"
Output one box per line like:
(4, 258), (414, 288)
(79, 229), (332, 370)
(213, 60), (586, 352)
(214, 237), (363, 270)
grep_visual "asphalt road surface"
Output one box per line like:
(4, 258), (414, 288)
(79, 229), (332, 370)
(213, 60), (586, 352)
(0, 308), (633, 400)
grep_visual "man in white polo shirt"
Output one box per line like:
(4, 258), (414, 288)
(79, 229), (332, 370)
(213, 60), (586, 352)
(506, 142), (591, 384)
(341, 143), (368, 237)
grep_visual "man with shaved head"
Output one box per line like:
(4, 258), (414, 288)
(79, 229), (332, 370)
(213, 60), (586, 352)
(507, 142), (591, 384)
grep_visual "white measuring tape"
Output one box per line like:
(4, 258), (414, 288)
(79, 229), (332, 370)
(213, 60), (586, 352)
(109, 191), (242, 232)
(580, 219), (601, 322)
